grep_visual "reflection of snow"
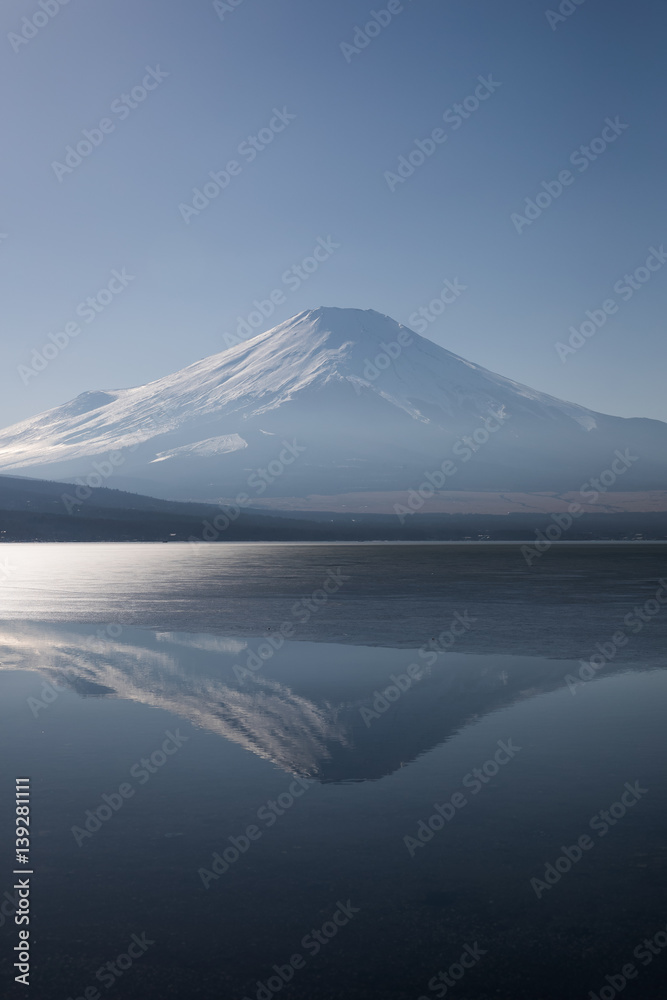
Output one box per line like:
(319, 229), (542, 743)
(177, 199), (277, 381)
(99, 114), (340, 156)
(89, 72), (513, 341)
(154, 632), (247, 654)
(0, 623), (349, 778)
(0, 620), (638, 783)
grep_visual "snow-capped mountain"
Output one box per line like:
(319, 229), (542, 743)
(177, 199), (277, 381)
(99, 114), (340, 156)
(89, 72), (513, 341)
(1, 307), (666, 500)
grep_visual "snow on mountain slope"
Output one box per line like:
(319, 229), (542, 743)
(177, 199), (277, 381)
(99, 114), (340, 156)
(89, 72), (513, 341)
(0, 307), (665, 500)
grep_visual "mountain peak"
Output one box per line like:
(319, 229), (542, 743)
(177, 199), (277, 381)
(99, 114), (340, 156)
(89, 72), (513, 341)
(291, 305), (413, 345)
(0, 306), (664, 499)
(231, 305), (413, 352)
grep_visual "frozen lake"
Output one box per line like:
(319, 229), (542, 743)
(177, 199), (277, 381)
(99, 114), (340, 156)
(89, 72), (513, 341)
(1, 543), (666, 999)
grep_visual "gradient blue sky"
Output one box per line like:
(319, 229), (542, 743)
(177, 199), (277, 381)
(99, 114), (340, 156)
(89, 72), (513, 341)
(1, 0), (665, 428)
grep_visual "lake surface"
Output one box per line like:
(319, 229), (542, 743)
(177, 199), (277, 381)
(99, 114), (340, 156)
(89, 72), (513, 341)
(1, 543), (667, 999)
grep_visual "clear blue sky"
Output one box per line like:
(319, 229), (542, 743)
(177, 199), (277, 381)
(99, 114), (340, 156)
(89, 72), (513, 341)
(1, 0), (665, 427)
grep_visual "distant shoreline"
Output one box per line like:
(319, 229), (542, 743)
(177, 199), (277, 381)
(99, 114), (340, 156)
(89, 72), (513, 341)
(3, 539), (667, 546)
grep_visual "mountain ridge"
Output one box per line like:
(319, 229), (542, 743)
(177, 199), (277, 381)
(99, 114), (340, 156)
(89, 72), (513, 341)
(1, 307), (666, 501)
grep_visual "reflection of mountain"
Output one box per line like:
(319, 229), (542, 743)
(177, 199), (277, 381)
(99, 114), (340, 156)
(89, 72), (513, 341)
(0, 624), (349, 777)
(3, 622), (661, 782)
